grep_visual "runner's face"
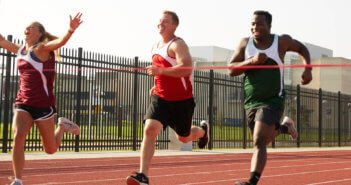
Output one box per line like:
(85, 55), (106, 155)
(24, 23), (42, 43)
(157, 14), (177, 35)
(251, 14), (270, 39)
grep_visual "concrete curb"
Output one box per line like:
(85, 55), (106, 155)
(1, 147), (350, 161)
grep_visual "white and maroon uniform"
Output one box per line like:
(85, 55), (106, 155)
(151, 37), (194, 101)
(15, 46), (56, 108)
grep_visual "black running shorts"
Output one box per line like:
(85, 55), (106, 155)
(14, 104), (57, 121)
(144, 95), (195, 137)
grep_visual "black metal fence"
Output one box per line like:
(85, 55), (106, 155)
(1, 35), (351, 153)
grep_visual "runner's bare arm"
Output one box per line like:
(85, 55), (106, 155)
(280, 34), (311, 67)
(38, 13), (83, 52)
(0, 34), (21, 54)
(147, 39), (193, 77)
(228, 37), (252, 76)
(280, 34), (312, 85)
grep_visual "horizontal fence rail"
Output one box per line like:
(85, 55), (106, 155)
(1, 35), (351, 153)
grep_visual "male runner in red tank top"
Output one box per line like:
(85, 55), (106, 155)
(126, 10), (210, 185)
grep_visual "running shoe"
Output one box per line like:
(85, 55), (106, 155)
(58, 117), (80, 135)
(126, 172), (149, 185)
(198, 120), (210, 149)
(281, 116), (298, 139)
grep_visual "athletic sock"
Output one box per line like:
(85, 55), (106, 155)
(15, 179), (23, 185)
(248, 172), (261, 185)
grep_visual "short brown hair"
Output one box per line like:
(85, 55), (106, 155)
(163, 10), (179, 25)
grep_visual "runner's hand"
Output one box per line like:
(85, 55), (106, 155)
(69, 12), (83, 32)
(301, 68), (312, 85)
(147, 65), (163, 76)
(251, 53), (268, 65)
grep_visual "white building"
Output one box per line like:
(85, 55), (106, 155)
(189, 46), (234, 73)
(189, 46), (234, 63)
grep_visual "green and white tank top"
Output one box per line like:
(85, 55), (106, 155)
(243, 34), (285, 109)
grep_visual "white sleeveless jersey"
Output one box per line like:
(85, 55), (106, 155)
(243, 34), (285, 109)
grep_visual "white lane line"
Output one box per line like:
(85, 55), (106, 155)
(1, 157), (348, 180)
(306, 178), (351, 185)
(36, 166), (349, 185)
(0, 152), (338, 175)
(19, 163), (351, 185)
(180, 168), (351, 185)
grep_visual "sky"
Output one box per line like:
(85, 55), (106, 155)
(0, 0), (350, 61)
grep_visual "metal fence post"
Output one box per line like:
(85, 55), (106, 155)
(338, 91), (341, 147)
(296, 85), (301, 147)
(132, 57), (139, 151)
(242, 77), (247, 149)
(271, 140), (275, 148)
(75, 47), (83, 152)
(318, 88), (322, 147)
(208, 70), (214, 150)
(2, 35), (13, 153)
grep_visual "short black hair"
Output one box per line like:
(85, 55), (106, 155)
(254, 10), (272, 25)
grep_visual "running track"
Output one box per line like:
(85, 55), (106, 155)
(1, 150), (351, 185)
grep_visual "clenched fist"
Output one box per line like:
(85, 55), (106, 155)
(251, 53), (268, 65)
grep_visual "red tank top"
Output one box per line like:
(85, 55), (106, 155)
(151, 37), (194, 101)
(15, 46), (56, 108)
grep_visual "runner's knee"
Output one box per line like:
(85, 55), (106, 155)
(43, 146), (57, 154)
(12, 130), (27, 146)
(253, 136), (268, 148)
(144, 123), (162, 138)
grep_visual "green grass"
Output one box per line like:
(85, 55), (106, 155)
(1, 121), (350, 151)
(1, 121), (349, 141)
(0, 122), (10, 139)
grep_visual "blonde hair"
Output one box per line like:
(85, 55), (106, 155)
(162, 10), (179, 25)
(33, 21), (60, 60)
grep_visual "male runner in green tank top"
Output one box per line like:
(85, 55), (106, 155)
(228, 10), (312, 185)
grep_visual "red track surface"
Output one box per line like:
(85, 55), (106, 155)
(1, 150), (351, 185)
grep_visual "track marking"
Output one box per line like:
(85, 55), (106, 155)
(2, 156), (349, 180)
(180, 168), (351, 185)
(307, 178), (351, 185)
(10, 161), (351, 185)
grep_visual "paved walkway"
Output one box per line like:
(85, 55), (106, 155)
(1, 147), (351, 161)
